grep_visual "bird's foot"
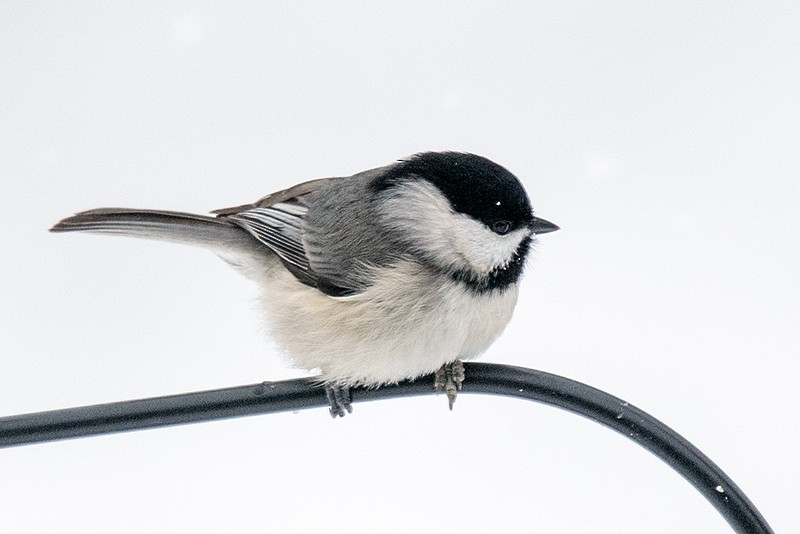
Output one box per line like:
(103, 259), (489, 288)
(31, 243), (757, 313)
(324, 383), (352, 418)
(434, 360), (465, 410)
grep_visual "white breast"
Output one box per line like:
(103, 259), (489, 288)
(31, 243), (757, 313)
(256, 261), (520, 386)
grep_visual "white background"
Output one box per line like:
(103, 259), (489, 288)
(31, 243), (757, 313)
(2, 2), (798, 533)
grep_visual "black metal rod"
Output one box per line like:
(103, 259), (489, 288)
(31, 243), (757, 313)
(0, 362), (773, 534)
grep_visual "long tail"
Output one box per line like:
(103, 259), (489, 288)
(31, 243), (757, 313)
(50, 208), (251, 246)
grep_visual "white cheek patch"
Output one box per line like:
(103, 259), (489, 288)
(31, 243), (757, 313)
(379, 180), (530, 274)
(449, 217), (529, 274)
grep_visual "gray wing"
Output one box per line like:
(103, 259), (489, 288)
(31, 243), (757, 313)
(217, 176), (367, 296)
(217, 168), (398, 297)
(297, 167), (401, 295)
(225, 201), (319, 288)
(52, 168), (399, 297)
(210, 177), (337, 216)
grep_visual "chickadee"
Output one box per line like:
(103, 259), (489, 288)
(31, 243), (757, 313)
(51, 152), (558, 417)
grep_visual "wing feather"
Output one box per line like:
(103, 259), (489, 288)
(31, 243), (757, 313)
(214, 177), (364, 296)
(211, 177), (337, 215)
(229, 205), (310, 272)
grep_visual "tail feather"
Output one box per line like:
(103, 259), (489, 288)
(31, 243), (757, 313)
(50, 208), (251, 249)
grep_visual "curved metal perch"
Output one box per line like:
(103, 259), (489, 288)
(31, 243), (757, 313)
(0, 362), (773, 533)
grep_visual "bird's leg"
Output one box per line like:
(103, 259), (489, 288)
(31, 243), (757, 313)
(434, 360), (465, 410)
(324, 383), (352, 418)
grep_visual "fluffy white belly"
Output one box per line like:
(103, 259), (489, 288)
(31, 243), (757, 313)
(257, 261), (519, 386)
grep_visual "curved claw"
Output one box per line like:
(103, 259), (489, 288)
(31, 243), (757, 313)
(434, 360), (465, 410)
(324, 384), (352, 418)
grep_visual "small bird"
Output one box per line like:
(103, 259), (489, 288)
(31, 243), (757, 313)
(51, 152), (558, 417)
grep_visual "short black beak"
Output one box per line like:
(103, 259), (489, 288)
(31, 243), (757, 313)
(529, 216), (560, 235)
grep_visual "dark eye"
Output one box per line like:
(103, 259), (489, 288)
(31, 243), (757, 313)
(492, 220), (512, 235)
